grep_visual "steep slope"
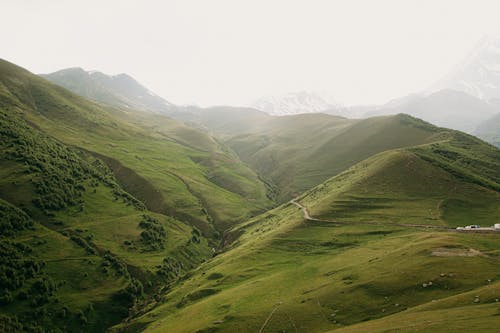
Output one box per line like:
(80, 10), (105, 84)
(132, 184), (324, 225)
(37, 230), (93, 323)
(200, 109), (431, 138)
(171, 107), (473, 203)
(302, 132), (500, 227)
(114, 131), (500, 333)
(1, 59), (272, 236)
(0, 105), (211, 332)
(226, 114), (446, 201)
(41, 67), (173, 113)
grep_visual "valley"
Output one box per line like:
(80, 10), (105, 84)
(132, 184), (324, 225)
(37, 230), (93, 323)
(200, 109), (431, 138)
(0, 58), (499, 333)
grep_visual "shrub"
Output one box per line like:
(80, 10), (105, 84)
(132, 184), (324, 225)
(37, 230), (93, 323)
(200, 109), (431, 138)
(138, 215), (166, 251)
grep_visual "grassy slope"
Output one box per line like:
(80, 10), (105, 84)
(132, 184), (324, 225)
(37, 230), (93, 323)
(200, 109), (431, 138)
(302, 132), (500, 227)
(225, 113), (447, 202)
(114, 132), (500, 332)
(115, 208), (500, 333)
(0, 59), (272, 235)
(0, 104), (211, 331)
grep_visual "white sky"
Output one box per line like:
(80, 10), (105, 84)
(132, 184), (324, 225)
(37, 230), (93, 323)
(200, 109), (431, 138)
(2, 0), (500, 106)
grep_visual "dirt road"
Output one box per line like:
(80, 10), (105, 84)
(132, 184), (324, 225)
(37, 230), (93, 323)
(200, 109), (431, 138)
(290, 198), (455, 230)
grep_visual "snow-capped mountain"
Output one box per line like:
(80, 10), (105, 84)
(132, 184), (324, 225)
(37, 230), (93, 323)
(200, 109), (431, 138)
(251, 91), (341, 116)
(430, 36), (500, 101)
(364, 89), (498, 134)
(41, 68), (173, 113)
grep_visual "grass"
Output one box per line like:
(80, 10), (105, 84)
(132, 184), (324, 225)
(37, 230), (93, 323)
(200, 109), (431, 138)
(115, 203), (500, 333)
(330, 298), (500, 332)
(0, 58), (273, 236)
(0, 142), (209, 331)
(1, 58), (499, 332)
(114, 128), (499, 332)
(0, 61), (214, 332)
(223, 113), (449, 201)
(301, 147), (499, 227)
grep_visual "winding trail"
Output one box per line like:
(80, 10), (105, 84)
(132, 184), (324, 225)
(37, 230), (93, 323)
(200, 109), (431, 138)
(259, 305), (280, 333)
(290, 198), (455, 230)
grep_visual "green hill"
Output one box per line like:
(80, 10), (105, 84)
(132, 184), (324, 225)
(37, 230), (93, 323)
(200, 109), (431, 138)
(1, 59), (273, 236)
(41, 67), (174, 114)
(223, 113), (446, 201)
(114, 128), (499, 333)
(0, 58), (274, 332)
(2, 58), (499, 332)
(301, 131), (500, 227)
(170, 107), (466, 203)
(0, 103), (211, 331)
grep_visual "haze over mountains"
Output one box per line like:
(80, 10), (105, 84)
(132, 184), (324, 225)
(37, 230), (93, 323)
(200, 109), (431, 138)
(430, 35), (500, 101)
(41, 36), (500, 149)
(1, 55), (499, 333)
(251, 91), (342, 116)
(41, 67), (173, 114)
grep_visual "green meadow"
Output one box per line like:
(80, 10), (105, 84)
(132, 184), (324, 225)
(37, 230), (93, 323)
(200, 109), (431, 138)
(1, 58), (499, 332)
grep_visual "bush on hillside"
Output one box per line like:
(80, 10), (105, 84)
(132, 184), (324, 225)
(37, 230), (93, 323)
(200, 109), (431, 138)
(139, 215), (166, 251)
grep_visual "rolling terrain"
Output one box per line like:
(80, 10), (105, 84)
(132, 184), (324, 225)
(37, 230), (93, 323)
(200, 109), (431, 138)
(1, 58), (499, 333)
(113, 120), (500, 333)
(164, 106), (489, 204)
(0, 58), (272, 332)
(219, 112), (450, 202)
(163, 106), (455, 203)
(0, 99), (211, 331)
(1, 59), (273, 236)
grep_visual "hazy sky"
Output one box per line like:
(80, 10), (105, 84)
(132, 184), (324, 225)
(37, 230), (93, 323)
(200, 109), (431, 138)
(2, 0), (500, 106)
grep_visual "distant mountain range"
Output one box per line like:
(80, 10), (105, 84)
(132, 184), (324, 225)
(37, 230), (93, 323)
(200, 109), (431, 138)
(2, 57), (499, 333)
(251, 91), (342, 116)
(42, 57), (500, 147)
(430, 36), (500, 101)
(365, 90), (499, 134)
(41, 67), (173, 113)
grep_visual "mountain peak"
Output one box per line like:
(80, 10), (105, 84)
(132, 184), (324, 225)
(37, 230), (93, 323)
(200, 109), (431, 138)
(41, 67), (173, 112)
(429, 35), (500, 101)
(251, 91), (341, 116)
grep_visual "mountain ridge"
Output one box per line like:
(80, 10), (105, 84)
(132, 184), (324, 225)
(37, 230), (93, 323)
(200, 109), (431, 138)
(41, 67), (173, 114)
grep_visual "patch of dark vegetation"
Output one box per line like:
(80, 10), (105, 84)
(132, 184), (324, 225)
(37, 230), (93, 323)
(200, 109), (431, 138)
(0, 200), (34, 236)
(102, 253), (129, 277)
(365, 230), (395, 236)
(259, 174), (279, 202)
(0, 204), (47, 304)
(176, 288), (220, 308)
(70, 235), (97, 255)
(412, 134), (500, 192)
(320, 240), (357, 248)
(0, 241), (44, 300)
(156, 257), (184, 282)
(0, 314), (24, 332)
(207, 272), (224, 280)
(0, 109), (145, 213)
(115, 278), (144, 304)
(139, 214), (167, 251)
(191, 227), (202, 243)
